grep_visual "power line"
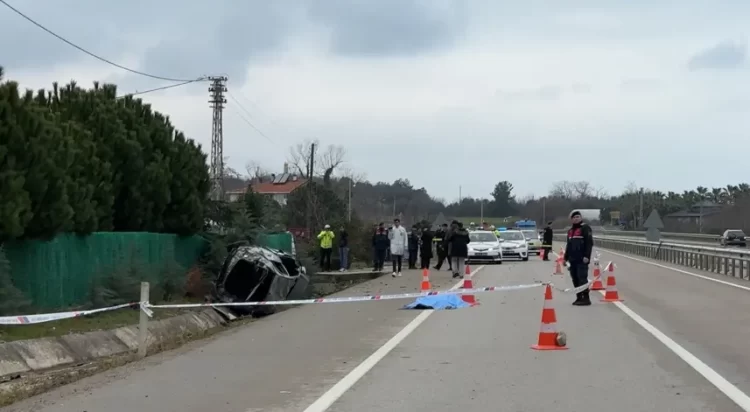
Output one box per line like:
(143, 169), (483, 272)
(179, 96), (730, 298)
(227, 92), (275, 144)
(117, 79), (205, 99)
(0, 0), (201, 83)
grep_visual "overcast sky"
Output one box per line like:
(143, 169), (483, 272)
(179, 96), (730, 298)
(2, 0), (748, 202)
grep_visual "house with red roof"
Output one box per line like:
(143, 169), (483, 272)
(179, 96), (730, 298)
(225, 163), (307, 206)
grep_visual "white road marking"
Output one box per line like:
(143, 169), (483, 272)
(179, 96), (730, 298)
(599, 249), (750, 292)
(553, 251), (750, 411)
(299, 265), (486, 412)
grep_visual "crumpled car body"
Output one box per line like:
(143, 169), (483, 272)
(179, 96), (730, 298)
(212, 245), (310, 316)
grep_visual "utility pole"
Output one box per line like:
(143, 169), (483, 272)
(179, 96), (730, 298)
(542, 197), (547, 224)
(480, 200), (484, 223)
(307, 142), (316, 179)
(638, 187), (644, 229)
(305, 142), (316, 235)
(459, 186), (462, 203)
(347, 178), (353, 223)
(208, 76), (227, 201)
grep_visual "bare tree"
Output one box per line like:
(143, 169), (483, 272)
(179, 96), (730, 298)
(223, 156), (243, 179)
(549, 180), (602, 199)
(245, 160), (269, 181)
(287, 139), (347, 181)
(338, 165), (367, 183)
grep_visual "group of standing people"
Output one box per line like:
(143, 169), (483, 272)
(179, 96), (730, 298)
(316, 224), (350, 272)
(370, 219), (410, 276)
(369, 219), (470, 278)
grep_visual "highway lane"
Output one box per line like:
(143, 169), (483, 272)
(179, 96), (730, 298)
(324, 258), (741, 411)
(587, 246), (750, 398)
(0, 267), (471, 412)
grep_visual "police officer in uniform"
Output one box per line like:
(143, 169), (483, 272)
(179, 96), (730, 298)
(564, 210), (594, 306)
(432, 223), (452, 271)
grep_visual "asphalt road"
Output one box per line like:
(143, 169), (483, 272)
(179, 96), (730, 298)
(4, 250), (750, 411)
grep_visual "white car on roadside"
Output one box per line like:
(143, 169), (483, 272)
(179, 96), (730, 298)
(467, 230), (503, 264)
(496, 230), (529, 261)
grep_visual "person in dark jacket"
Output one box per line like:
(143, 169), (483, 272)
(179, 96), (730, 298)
(338, 226), (349, 272)
(420, 227), (434, 269)
(407, 225), (420, 269)
(542, 222), (554, 261)
(446, 222), (470, 278)
(564, 210), (594, 306)
(371, 223), (379, 268)
(372, 223), (390, 272)
(433, 224), (452, 271)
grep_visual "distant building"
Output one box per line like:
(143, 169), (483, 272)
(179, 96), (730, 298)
(664, 201), (722, 225)
(225, 163), (307, 205)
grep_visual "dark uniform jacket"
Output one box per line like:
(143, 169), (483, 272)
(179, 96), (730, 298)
(564, 223), (593, 263)
(420, 231), (434, 258)
(542, 227), (553, 247)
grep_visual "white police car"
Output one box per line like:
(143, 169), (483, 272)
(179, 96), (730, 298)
(467, 230), (503, 264)
(496, 229), (529, 261)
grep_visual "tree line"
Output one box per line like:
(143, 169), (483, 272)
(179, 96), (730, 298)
(0, 67), (210, 242)
(239, 140), (750, 234)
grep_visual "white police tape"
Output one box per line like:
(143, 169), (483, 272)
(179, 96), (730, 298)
(143, 283), (546, 316)
(0, 302), (137, 325)
(1, 279), (597, 325)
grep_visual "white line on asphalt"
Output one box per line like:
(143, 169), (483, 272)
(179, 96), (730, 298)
(553, 251), (750, 411)
(599, 249), (750, 292)
(300, 265), (486, 412)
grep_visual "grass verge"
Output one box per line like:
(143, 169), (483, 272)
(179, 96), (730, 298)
(0, 298), (203, 343)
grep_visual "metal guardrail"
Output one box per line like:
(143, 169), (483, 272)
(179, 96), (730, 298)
(552, 234), (750, 280)
(553, 229), (721, 243)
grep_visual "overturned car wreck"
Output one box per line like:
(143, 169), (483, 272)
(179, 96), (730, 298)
(212, 245), (310, 316)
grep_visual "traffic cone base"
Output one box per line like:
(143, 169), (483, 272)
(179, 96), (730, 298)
(531, 285), (568, 351)
(600, 266), (623, 302)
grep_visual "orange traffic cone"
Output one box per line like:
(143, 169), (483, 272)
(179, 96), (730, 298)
(531, 284), (568, 351)
(553, 259), (564, 275)
(420, 268), (431, 292)
(461, 263), (476, 305)
(600, 263), (623, 302)
(590, 259), (604, 291)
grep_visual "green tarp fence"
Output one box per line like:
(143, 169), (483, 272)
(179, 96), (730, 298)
(3, 231), (295, 310)
(4, 232), (208, 310)
(256, 232), (295, 255)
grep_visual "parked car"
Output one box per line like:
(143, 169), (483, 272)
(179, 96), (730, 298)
(720, 230), (747, 247)
(522, 230), (542, 255)
(496, 230), (529, 261)
(467, 230), (503, 264)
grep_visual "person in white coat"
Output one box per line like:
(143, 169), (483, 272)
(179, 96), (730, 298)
(389, 218), (408, 277)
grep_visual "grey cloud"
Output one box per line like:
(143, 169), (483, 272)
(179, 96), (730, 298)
(687, 40), (746, 70)
(138, 1), (306, 85)
(0, 0), (139, 72)
(2, 0), (470, 87)
(306, 0), (469, 57)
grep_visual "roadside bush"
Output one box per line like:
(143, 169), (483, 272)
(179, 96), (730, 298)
(89, 246), (187, 307)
